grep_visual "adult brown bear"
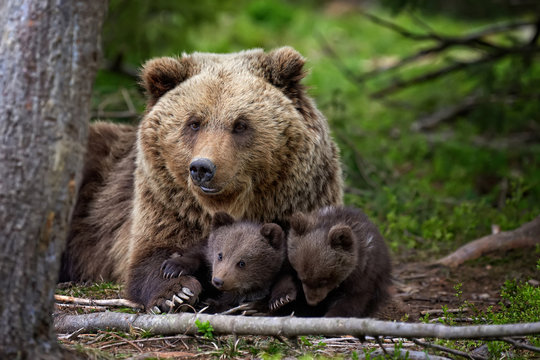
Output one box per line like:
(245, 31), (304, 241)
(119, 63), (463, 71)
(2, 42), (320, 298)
(61, 47), (343, 311)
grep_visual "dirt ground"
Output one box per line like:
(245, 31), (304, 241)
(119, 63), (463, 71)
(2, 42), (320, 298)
(57, 247), (539, 358)
(382, 247), (538, 322)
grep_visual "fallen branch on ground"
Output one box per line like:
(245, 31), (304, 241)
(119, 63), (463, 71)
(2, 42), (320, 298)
(411, 338), (486, 360)
(435, 215), (540, 267)
(363, 348), (451, 360)
(54, 294), (144, 310)
(54, 312), (540, 339)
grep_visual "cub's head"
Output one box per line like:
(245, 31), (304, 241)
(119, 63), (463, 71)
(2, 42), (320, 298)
(206, 212), (286, 295)
(138, 47), (312, 218)
(288, 212), (359, 306)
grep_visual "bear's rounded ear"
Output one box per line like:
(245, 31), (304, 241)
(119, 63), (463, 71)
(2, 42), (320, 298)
(140, 56), (192, 107)
(265, 47), (306, 88)
(260, 223), (284, 250)
(289, 212), (309, 236)
(212, 212), (235, 230)
(328, 224), (354, 252)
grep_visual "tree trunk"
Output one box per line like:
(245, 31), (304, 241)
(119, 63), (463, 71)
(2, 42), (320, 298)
(0, 1), (108, 359)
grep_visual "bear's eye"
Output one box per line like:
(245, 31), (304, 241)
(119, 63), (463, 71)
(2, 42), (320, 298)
(237, 260), (245, 268)
(217, 252), (223, 261)
(232, 120), (248, 134)
(187, 116), (201, 131)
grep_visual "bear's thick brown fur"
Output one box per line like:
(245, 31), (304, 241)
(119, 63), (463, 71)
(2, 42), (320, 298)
(287, 206), (392, 317)
(61, 47), (343, 311)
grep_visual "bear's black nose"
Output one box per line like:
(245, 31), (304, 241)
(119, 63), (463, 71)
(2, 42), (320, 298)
(189, 158), (216, 184)
(212, 277), (224, 289)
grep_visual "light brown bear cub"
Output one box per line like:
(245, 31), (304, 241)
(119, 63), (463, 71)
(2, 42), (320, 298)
(160, 212), (294, 312)
(287, 206), (392, 317)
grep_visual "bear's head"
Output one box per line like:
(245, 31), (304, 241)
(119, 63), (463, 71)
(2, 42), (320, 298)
(287, 211), (360, 306)
(206, 212), (286, 295)
(138, 47), (326, 219)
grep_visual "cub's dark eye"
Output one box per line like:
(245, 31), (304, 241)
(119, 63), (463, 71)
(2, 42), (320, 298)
(232, 120), (248, 134)
(237, 260), (245, 268)
(217, 253), (223, 261)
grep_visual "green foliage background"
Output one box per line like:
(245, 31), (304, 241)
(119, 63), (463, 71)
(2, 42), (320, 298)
(94, 0), (540, 260)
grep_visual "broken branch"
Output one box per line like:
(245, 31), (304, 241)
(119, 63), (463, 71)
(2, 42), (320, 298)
(435, 215), (540, 268)
(54, 312), (540, 339)
(54, 294), (144, 310)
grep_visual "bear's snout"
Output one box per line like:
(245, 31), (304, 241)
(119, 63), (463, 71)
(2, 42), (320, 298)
(189, 158), (216, 187)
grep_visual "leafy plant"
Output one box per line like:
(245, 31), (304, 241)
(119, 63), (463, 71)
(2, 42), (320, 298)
(195, 319), (215, 339)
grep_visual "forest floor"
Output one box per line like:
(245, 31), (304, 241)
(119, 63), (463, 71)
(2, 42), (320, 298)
(56, 247), (539, 359)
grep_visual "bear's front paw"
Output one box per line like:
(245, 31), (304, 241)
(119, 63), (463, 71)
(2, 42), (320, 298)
(148, 275), (202, 314)
(269, 293), (296, 312)
(160, 253), (186, 279)
(268, 275), (298, 312)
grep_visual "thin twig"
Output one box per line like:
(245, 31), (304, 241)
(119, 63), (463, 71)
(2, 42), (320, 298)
(55, 303), (107, 312)
(103, 332), (144, 352)
(375, 336), (390, 357)
(371, 45), (540, 98)
(421, 308), (469, 316)
(501, 337), (540, 353)
(412, 338), (486, 360)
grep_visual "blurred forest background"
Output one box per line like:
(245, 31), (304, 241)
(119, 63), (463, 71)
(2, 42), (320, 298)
(93, 0), (540, 260)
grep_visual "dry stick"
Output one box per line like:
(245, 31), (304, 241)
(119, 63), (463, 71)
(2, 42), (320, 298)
(54, 294), (144, 310)
(435, 215), (540, 268)
(411, 338), (486, 360)
(104, 332), (143, 353)
(367, 348), (451, 360)
(99, 334), (194, 351)
(54, 313), (540, 339)
(411, 95), (479, 131)
(355, 13), (540, 98)
(371, 44), (540, 99)
(501, 337), (540, 353)
(360, 12), (535, 44)
(353, 33), (499, 83)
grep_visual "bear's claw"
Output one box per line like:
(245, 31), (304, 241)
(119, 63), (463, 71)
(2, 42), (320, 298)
(182, 287), (194, 296)
(147, 275), (202, 313)
(269, 295), (293, 312)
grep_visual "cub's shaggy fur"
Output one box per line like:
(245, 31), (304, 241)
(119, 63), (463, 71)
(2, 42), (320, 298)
(161, 212), (291, 312)
(287, 206), (392, 317)
(61, 47), (343, 310)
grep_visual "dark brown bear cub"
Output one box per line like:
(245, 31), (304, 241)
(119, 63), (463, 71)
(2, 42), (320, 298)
(160, 212), (293, 312)
(287, 206), (392, 317)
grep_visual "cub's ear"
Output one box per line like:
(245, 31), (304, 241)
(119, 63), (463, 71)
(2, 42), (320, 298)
(211, 212), (235, 230)
(289, 213), (309, 236)
(140, 56), (193, 106)
(260, 223), (284, 250)
(265, 46), (306, 88)
(328, 225), (354, 252)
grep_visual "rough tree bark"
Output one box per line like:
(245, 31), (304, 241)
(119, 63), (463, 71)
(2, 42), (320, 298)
(0, 1), (108, 359)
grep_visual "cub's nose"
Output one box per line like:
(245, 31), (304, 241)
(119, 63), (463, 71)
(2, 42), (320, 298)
(189, 158), (216, 184)
(212, 277), (224, 289)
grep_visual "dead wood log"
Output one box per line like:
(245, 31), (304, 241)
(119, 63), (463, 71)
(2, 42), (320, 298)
(435, 215), (540, 268)
(54, 312), (540, 339)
